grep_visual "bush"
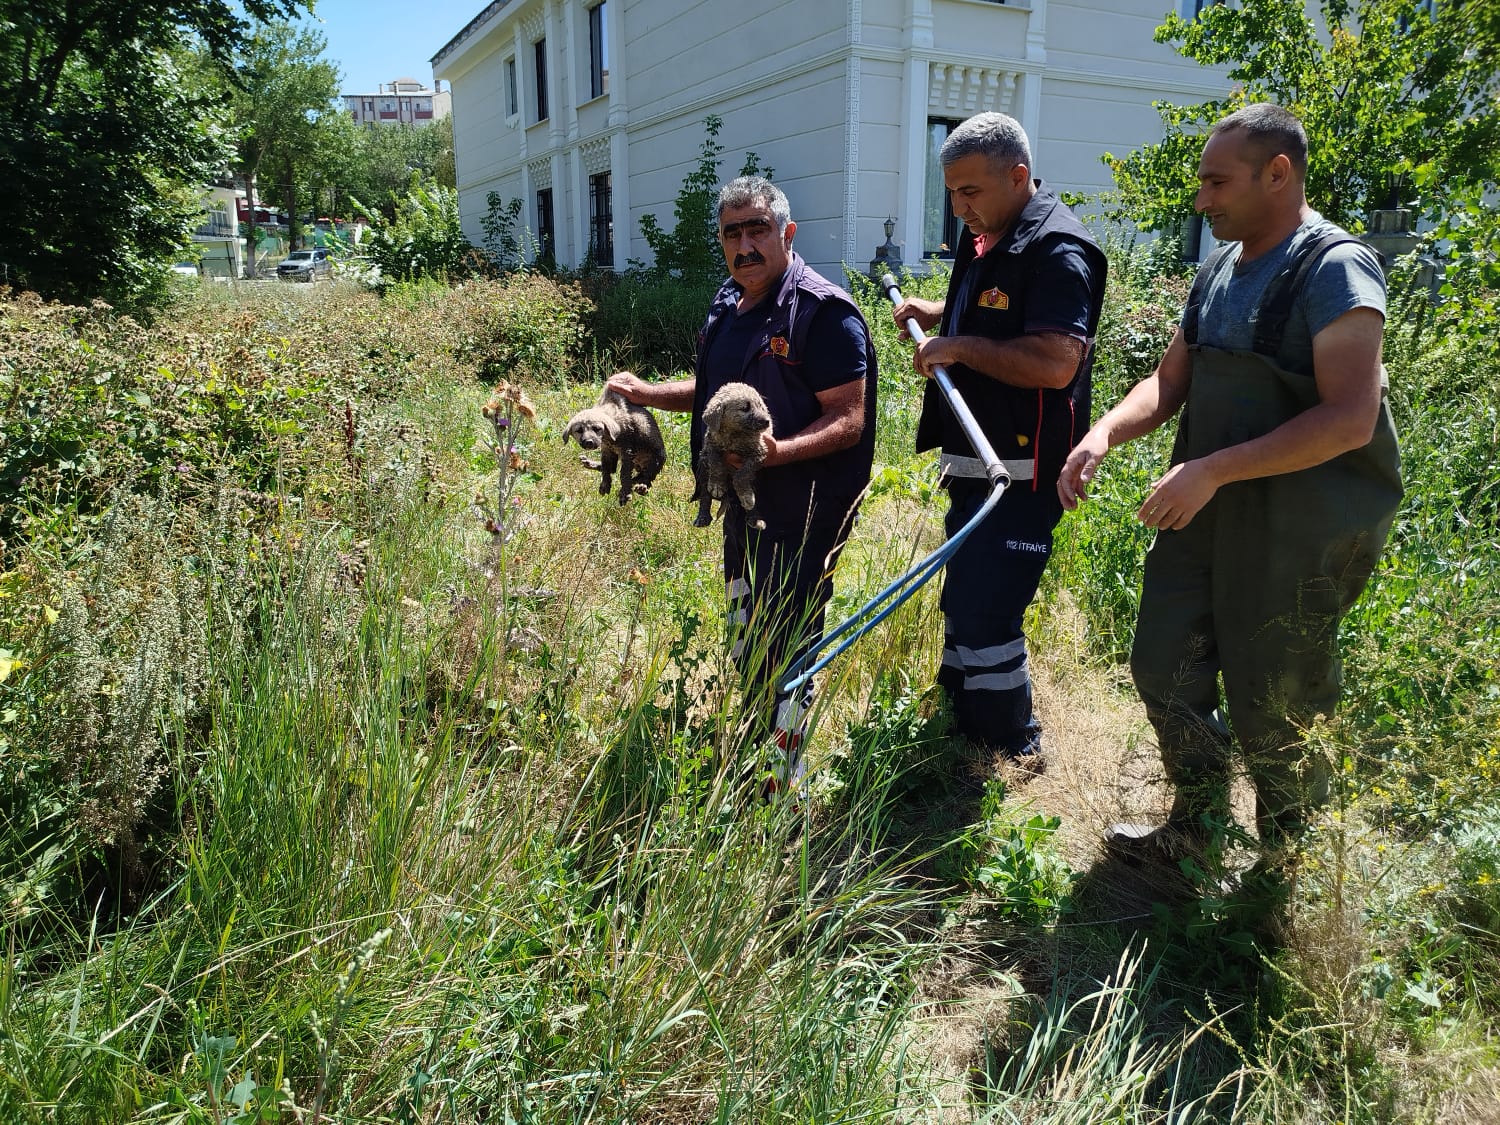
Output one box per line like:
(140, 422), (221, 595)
(586, 271), (719, 376)
(357, 175), (478, 287)
(446, 273), (595, 385)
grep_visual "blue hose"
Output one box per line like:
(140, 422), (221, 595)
(778, 275), (1010, 695)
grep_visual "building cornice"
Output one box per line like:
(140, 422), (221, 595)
(433, 0), (517, 73)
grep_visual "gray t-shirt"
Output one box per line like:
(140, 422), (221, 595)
(1191, 214), (1386, 376)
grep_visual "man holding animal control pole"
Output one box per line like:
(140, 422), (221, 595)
(1057, 104), (1402, 899)
(891, 112), (1106, 771)
(607, 175), (877, 795)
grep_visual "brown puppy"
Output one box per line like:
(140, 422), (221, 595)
(562, 389), (666, 504)
(695, 381), (772, 529)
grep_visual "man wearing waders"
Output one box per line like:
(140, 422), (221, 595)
(1058, 104), (1402, 900)
(893, 112), (1106, 771)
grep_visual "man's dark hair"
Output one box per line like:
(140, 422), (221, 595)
(1212, 103), (1308, 178)
(717, 176), (792, 232)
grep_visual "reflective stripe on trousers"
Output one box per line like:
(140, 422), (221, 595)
(937, 480), (1062, 753)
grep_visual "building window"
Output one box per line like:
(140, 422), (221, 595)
(588, 2), (609, 99)
(923, 118), (962, 258)
(505, 57), (518, 117)
(534, 38), (549, 121)
(589, 172), (613, 264)
(536, 188), (555, 261)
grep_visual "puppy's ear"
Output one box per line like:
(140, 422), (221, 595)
(602, 415), (621, 441)
(561, 422), (576, 445)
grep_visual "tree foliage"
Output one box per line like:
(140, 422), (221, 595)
(1103, 0), (1500, 232)
(224, 21), (341, 270)
(0, 0), (306, 308)
(352, 117), (454, 213)
(637, 114), (774, 279)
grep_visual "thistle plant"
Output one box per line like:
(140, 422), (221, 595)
(472, 380), (539, 667)
(474, 379), (537, 561)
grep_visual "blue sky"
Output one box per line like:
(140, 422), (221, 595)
(303, 0), (485, 94)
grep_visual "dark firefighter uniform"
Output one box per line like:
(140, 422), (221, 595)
(693, 250), (878, 786)
(917, 181), (1107, 755)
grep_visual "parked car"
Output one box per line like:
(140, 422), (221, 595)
(276, 248), (331, 281)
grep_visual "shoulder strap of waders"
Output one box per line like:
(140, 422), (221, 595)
(1180, 242), (1238, 347)
(1251, 230), (1366, 358)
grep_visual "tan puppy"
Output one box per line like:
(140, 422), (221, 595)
(695, 382), (772, 529)
(562, 389), (666, 504)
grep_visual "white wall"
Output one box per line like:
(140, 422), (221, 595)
(434, 0), (1239, 275)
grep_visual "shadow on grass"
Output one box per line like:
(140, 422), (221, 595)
(957, 842), (1309, 1119)
(825, 678), (1319, 1119)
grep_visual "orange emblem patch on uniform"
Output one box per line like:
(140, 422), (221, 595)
(978, 287), (1010, 310)
(770, 335), (790, 357)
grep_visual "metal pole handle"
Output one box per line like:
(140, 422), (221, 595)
(881, 273), (1010, 489)
(774, 277), (1015, 695)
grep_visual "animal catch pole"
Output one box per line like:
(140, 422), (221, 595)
(778, 274), (1011, 695)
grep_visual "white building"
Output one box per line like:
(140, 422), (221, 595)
(344, 78), (453, 127)
(193, 185), (243, 280)
(431, 0), (1227, 277)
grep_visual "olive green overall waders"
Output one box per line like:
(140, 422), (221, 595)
(1130, 345), (1402, 848)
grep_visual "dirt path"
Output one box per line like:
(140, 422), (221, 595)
(891, 601), (1265, 1119)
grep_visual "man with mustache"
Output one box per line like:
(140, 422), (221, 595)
(608, 176), (877, 795)
(891, 112), (1106, 773)
(1057, 104), (1400, 903)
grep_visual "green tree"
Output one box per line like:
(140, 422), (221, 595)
(0, 0), (306, 308)
(637, 114), (774, 279)
(357, 174), (475, 286)
(226, 21), (341, 275)
(1102, 0), (1500, 232)
(327, 115), (456, 221)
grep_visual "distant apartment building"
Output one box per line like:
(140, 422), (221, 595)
(343, 78), (453, 127)
(193, 185), (243, 280)
(431, 0), (1232, 278)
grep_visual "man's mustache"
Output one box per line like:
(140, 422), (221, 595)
(734, 252), (765, 269)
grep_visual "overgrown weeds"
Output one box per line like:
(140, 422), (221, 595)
(3, 254), (1498, 1122)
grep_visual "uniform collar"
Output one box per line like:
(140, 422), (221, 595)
(969, 180), (1060, 258)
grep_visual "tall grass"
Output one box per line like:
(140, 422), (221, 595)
(4, 258), (1499, 1123)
